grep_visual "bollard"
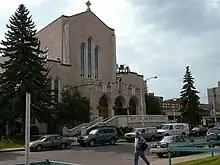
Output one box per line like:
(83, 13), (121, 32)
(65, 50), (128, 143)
(168, 151), (172, 165)
(45, 159), (50, 165)
(210, 141), (214, 157)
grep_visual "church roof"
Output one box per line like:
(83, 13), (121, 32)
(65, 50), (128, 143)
(38, 10), (114, 34)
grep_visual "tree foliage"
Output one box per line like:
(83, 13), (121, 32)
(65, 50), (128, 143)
(0, 4), (53, 133)
(180, 66), (200, 126)
(56, 85), (91, 127)
(145, 94), (162, 115)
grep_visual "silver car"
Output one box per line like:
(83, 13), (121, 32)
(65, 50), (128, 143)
(150, 135), (197, 158)
(124, 127), (161, 142)
(29, 134), (73, 151)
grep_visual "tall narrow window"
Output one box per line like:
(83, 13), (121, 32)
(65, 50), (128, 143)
(54, 78), (59, 102)
(88, 38), (92, 78)
(80, 43), (85, 77)
(95, 46), (99, 79)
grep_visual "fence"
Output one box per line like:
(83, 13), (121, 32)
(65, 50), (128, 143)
(167, 140), (220, 165)
(16, 159), (80, 165)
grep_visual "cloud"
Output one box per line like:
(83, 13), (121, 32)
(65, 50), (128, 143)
(0, 0), (47, 20)
(1, 0), (220, 103)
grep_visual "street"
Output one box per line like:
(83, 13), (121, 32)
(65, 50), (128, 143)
(0, 137), (206, 165)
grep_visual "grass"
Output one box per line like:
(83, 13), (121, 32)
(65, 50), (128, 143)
(0, 136), (24, 149)
(175, 155), (220, 165)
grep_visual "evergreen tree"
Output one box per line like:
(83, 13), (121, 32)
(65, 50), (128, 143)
(180, 66), (200, 126)
(0, 4), (53, 134)
(145, 94), (162, 115)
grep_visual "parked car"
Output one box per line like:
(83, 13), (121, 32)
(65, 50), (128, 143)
(157, 123), (189, 136)
(190, 126), (208, 137)
(77, 127), (118, 147)
(206, 128), (220, 147)
(124, 127), (161, 142)
(150, 135), (201, 158)
(29, 134), (73, 151)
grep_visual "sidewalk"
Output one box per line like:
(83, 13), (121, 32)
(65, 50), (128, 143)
(149, 152), (220, 165)
(0, 147), (24, 152)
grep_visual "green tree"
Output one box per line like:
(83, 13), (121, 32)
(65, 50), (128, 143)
(0, 4), (53, 134)
(145, 94), (162, 115)
(56, 85), (91, 127)
(180, 66), (200, 126)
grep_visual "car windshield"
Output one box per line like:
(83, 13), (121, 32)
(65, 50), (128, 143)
(38, 136), (46, 141)
(161, 125), (170, 130)
(89, 129), (98, 135)
(160, 136), (174, 143)
(132, 129), (142, 133)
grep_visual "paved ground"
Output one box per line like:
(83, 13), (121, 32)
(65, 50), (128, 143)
(0, 137), (206, 165)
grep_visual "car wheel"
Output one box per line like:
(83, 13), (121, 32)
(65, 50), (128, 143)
(174, 152), (181, 157)
(157, 153), (163, 158)
(89, 139), (95, 147)
(110, 137), (116, 145)
(60, 143), (66, 149)
(151, 135), (156, 141)
(36, 145), (43, 151)
(164, 133), (170, 136)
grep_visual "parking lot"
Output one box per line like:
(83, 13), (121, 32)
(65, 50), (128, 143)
(0, 137), (206, 165)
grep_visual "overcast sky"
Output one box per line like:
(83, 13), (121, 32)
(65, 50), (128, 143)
(1, 0), (220, 103)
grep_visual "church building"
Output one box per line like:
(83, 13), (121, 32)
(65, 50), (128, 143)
(37, 1), (146, 121)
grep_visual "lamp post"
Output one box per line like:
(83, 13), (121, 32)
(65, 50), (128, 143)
(140, 76), (157, 127)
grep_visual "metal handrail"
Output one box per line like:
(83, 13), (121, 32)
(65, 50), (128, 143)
(167, 140), (220, 165)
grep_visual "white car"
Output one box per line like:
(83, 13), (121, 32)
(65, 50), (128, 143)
(157, 123), (189, 136)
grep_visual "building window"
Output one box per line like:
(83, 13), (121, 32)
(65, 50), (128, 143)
(88, 38), (92, 78)
(80, 43), (85, 77)
(95, 46), (99, 79)
(54, 78), (59, 102)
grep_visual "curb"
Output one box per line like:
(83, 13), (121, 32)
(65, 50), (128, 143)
(0, 148), (25, 152)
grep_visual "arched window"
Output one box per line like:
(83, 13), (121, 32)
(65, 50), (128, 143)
(95, 46), (99, 79)
(88, 38), (92, 78)
(80, 43), (85, 77)
(54, 78), (59, 102)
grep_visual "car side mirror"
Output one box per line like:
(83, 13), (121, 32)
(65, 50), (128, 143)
(44, 139), (48, 142)
(96, 132), (100, 136)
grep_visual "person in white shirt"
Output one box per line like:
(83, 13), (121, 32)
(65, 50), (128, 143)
(133, 132), (150, 165)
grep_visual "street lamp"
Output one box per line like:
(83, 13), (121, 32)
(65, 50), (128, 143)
(140, 76), (158, 127)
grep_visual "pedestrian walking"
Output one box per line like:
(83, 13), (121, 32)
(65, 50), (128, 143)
(133, 131), (150, 165)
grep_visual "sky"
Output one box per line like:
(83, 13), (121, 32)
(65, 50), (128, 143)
(0, 0), (220, 103)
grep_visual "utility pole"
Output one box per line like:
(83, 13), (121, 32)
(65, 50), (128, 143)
(25, 92), (31, 165)
(212, 88), (217, 125)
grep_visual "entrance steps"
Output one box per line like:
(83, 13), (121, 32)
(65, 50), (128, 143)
(62, 117), (104, 137)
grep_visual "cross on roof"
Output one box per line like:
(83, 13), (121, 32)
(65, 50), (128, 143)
(86, 1), (91, 11)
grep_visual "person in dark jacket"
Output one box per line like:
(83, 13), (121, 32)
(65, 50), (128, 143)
(133, 131), (150, 165)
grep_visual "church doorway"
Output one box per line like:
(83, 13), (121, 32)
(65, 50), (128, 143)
(98, 96), (109, 119)
(129, 97), (137, 115)
(114, 96), (127, 115)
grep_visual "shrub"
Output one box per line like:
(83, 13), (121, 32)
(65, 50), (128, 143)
(0, 136), (14, 148)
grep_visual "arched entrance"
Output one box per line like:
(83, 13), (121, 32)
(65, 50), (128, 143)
(98, 96), (109, 119)
(129, 96), (139, 115)
(129, 99), (136, 115)
(114, 96), (127, 115)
